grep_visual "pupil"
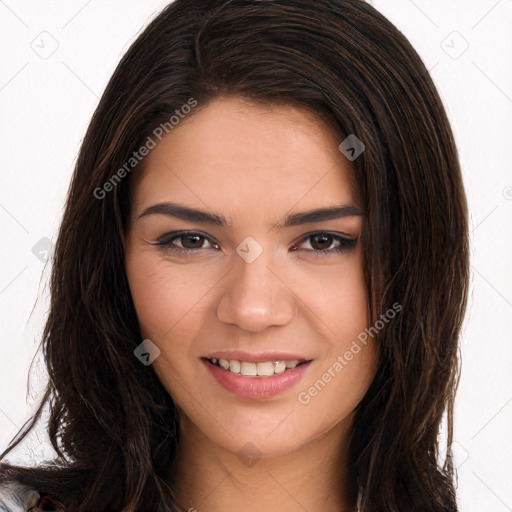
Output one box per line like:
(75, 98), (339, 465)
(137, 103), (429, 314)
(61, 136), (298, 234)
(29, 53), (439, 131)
(183, 234), (204, 248)
(311, 234), (332, 250)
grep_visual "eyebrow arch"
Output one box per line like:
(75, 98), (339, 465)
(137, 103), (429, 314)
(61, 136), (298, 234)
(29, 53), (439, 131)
(137, 202), (365, 230)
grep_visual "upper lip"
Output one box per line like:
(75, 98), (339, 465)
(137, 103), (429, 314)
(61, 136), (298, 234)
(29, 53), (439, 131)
(205, 351), (312, 363)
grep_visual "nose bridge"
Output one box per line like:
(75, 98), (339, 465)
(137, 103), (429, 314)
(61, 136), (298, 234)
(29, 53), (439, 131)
(216, 239), (296, 331)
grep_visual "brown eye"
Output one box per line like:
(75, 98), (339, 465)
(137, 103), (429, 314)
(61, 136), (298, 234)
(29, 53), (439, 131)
(180, 233), (206, 249)
(291, 232), (358, 256)
(309, 233), (335, 250)
(154, 231), (219, 254)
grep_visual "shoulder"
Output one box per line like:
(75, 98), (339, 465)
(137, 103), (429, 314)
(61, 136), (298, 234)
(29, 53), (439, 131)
(0, 481), (39, 512)
(0, 481), (66, 512)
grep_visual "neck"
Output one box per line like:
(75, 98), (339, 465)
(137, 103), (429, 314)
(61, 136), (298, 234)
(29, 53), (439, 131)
(168, 416), (355, 512)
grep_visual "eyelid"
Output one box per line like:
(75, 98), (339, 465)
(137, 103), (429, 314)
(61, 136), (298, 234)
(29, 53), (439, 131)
(153, 230), (357, 256)
(291, 231), (358, 254)
(153, 230), (218, 249)
(291, 230), (356, 245)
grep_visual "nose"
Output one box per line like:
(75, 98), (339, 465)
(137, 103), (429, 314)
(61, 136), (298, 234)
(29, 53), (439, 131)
(216, 246), (297, 332)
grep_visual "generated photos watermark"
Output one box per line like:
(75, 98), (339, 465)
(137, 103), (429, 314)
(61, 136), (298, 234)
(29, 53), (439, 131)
(134, 339), (161, 366)
(236, 236), (264, 264)
(237, 441), (263, 467)
(338, 134), (365, 161)
(297, 302), (402, 405)
(94, 97), (198, 200)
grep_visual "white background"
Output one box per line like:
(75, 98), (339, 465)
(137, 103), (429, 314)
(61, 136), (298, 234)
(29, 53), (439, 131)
(1, 1), (511, 511)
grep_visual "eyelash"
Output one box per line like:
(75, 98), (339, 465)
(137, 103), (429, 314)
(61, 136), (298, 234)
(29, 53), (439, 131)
(152, 231), (357, 257)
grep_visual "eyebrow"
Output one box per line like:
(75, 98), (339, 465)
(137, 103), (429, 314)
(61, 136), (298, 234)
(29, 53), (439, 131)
(137, 202), (365, 230)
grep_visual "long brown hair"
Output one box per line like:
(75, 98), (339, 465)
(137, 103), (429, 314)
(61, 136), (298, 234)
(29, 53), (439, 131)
(1, 1), (469, 510)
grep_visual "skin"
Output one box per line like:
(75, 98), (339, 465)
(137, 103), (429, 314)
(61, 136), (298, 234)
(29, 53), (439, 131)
(124, 96), (377, 512)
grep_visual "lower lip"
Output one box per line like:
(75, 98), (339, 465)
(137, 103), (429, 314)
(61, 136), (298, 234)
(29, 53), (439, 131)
(203, 359), (312, 399)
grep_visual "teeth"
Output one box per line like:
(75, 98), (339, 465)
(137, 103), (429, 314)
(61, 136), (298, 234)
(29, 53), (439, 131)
(229, 360), (240, 373)
(241, 362), (257, 376)
(209, 358), (306, 377)
(257, 361), (274, 376)
(274, 361), (286, 374)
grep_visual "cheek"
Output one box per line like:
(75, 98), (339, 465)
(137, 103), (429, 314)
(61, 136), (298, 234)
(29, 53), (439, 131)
(296, 342), (376, 442)
(327, 269), (367, 333)
(293, 253), (374, 416)
(127, 266), (175, 338)
(125, 251), (224, 403)
(296, 278), (375, 432)
(125, 256), (207, 395)
(294, 251), (369, 341)
(125, 253), (214, 340)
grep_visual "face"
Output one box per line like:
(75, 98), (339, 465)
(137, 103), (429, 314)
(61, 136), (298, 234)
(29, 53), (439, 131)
(124, 96), (376, 460)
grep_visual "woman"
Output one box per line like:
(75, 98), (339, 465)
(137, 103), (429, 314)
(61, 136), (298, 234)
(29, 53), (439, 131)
(0, 0), (469, 511)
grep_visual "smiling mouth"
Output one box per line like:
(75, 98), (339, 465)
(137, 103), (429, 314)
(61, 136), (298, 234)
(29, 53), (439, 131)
(203, 357), (310, 377)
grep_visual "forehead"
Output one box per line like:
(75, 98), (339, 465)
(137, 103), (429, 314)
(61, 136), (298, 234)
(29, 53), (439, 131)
(130, 96), (360, 219)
